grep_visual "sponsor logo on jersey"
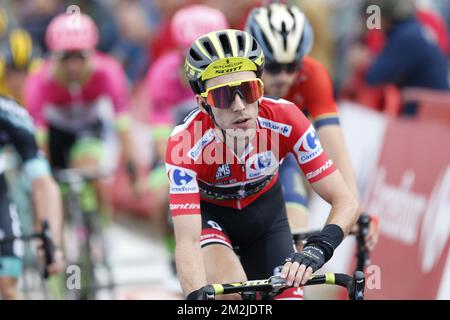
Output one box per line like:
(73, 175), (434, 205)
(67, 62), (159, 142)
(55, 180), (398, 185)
(169, 203), (200, 210)
(207, 220), (223, 231)
(215, 164), (231, 180)
(258, 117), (292, 137)
(246, 151), (278, 179)
(294, 125), (323, 164)
(188, 129), (215, 161)
(306, 159), (333, 180)
(166, 165), (198, 194)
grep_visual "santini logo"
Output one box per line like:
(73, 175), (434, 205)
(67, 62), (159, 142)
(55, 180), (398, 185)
(170, 203), (200, 210)
(306, 160), (333, 180)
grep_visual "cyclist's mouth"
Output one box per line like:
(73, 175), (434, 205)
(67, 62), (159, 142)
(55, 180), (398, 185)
(233, 117), (251, 129)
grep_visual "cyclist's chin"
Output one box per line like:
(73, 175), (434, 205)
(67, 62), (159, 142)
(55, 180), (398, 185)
(225, 127), (257, 142)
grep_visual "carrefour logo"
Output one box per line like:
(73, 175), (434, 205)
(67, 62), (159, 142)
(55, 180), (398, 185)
(172, 169), (193, 186)
(166, 164), (199, 194)
(246, 151), (278, 179)
(294, 125), (323, 164)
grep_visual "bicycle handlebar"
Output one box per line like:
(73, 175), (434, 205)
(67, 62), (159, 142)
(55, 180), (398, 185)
(209, 271), (365, 300)
(53, 167), (112, 184)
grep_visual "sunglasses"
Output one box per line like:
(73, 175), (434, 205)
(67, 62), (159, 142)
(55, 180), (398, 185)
(200, 79), (264, 109)
(55, 50), (90, 62)
(264, 61), (301, 75)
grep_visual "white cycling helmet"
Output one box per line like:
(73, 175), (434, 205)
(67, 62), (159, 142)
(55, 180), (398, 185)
(246, 3), (313, 64)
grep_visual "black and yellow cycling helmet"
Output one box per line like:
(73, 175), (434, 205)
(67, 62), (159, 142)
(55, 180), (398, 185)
(185, 29), (265, 94)
(0, 28), (34, 72)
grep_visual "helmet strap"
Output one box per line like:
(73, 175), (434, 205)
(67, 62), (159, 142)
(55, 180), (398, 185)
(201, 101), (227, 146)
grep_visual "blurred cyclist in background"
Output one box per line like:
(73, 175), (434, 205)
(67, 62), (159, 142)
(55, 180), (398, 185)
(24, 12), (143, 213)
(0, 28), (41, 104)
(246, 3), (379, 251)
(0, 96), (64, 299)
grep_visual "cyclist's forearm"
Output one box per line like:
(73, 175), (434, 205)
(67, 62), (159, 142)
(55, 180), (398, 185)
(326, 190), (359, 236)
(31, 176), (63, 247)
(175, 240), (208, 297)
(317, 125), (360, 204)
(312, 171), (359, 236)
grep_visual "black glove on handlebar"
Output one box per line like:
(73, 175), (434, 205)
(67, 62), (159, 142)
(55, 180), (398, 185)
(285, 224), (344, 272)
(186, 285), (215, 300)
(285, 243), (328, 272)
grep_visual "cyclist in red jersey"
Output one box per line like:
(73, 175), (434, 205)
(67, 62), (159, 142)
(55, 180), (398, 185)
(166, 29), (359, 300)
(246, 3), (379, 251)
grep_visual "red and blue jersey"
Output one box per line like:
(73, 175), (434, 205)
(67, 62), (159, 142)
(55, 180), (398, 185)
(165, 97), (337, 216)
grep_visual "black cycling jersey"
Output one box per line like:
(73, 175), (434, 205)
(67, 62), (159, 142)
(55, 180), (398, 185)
(0, 96), (47, 264)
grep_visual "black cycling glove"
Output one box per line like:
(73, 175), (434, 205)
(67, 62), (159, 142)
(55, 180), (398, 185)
(186, 285), (215, 300)
(285, 224), (344, 272)
(285, 243), (329, 272)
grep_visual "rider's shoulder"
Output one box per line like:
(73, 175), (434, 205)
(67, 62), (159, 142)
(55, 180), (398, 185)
(0, 95), (34, 131)
(260, 96), (297, 111)
(91, 52), (125, 76)
(300, 56), (332, 80)
(169, 107), (205, 139)
(259, 96), (304, 124)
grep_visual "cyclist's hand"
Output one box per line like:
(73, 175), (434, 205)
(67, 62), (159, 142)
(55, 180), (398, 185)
(365, 216), (380, 251)
(351, 214), (380, 251)
(38, 247), (65, 275)
(46, 248), (65, 275)
(186, 285), (215, 300)
(281, 244), (327, 287)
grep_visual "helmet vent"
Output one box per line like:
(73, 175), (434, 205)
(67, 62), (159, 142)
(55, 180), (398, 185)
(219, 34), (232, 56)
(189, 48), (202, 61)
(203, 41), (216, 58)
(281, 22), (288, 50)
(251, 38), (258, 51)
(237, 34), (244, 54)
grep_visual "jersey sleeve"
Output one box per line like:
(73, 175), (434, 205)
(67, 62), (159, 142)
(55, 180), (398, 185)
(299, 58), (340, 129)
(165, 129), (201, 216)
(0, 99), (50, 180)
(277, 101), (337, 183)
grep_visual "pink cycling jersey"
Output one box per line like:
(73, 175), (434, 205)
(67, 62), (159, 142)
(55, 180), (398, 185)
(165, 97), (337, 216)
(146, 50), (195, 125)
(25, 52), (130, 131)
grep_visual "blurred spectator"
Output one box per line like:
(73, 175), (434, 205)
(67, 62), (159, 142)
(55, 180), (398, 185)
(364, 0), (449, 114)
(112, 0), (152, 82)
(12, 0), (64, 53)
(342, 0), (450, 116)
(200, 0), (259, 29)
(296, 0), (335, 75)
(149, 0), (187, 61)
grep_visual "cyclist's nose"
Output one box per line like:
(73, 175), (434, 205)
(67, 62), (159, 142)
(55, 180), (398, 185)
(231, 93), (246, 112)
